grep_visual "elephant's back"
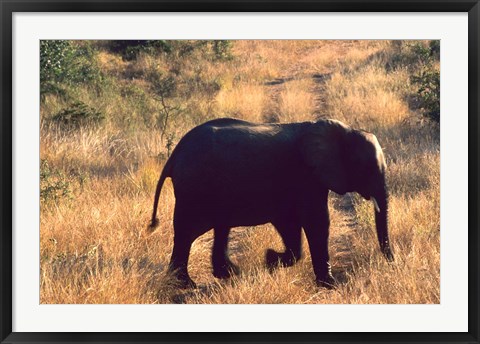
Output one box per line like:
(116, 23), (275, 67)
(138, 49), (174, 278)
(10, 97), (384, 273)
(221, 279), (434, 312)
(170, 118), (283, 163)
(168, 119), (303, 197)
(201, 117), (251, 127)
(170, 119), (292, 171)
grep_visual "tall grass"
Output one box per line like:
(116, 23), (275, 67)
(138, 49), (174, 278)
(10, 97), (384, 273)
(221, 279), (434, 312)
(40, 40), (439, 304)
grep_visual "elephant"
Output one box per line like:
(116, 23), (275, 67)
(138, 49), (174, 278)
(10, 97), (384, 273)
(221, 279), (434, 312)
(149, 117), (394, 289)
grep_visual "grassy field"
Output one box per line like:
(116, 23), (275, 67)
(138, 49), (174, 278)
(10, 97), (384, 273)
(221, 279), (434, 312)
(40, 40), (440, 304)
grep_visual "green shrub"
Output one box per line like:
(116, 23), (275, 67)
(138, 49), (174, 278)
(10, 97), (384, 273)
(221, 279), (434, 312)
(68, 42), (103, 84)
(172, 40), (207, 57)
(120, 84), (157, 129)
(108, 40), (150, 54)
(409, 42), (432, 64)
(52, 101), (105, 129)
(409, 41), (440, 123)
(188, 40), (234, 61)
(147, 71), (177, 99)
(40, 41), (103, 97)
(107, 40), (234, 61)
(149, 73), (183, 132)
(108, 40), (172, 60)
(40, 159), (72, 204)
(386, 41), (440, 123)
(411, 66), (440, 123)
(385, 40), (439, 72)
(40, 40), (76, 83)
(428, 40), (440, 60)
(212, 40), (234, 60)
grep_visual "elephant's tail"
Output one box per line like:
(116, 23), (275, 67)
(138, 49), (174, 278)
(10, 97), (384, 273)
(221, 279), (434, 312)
(148, 161), (170, 231)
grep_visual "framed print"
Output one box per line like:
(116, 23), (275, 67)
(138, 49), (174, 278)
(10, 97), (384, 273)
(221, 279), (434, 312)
(1, 1), (479, 343)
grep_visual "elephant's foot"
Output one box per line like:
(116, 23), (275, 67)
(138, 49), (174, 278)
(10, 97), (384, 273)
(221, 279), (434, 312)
(213, 259), (240, 279)
(381, 245), (395, 262)
(266, 249), (282, 271)
(266, 249), (297, 271)
(168, 268), (197, 289)
(177, 276), (197, 289)
(316, 273), (336, 289)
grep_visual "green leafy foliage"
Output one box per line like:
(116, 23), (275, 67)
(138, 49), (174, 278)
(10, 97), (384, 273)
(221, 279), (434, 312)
(409, 42), (433, 64)
(411, 67), (440, 123)
(147, 70), (184, 134)
(68, 43), (103, 84)
(108, 40), (172, 60)
(40, 159), (72, 204)
(410, 41), (440, 123)
(40, 40), (76, 83)
(385, 41), (436, 71)
(147, 71), (177, 99)
(386, 41), (440, 123)
(107, 40), (234, 61)
(52, 101), (105, 129)
(211, 40), (234, 60)
(40, 40), (103, 97)
(428, 40), (440, 59)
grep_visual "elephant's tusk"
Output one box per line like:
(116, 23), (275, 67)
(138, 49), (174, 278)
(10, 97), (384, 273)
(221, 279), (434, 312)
(372, 197), (380, 213)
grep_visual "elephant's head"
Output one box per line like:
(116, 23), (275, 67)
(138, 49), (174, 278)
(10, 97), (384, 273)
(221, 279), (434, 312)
(301, 119), (394, 261)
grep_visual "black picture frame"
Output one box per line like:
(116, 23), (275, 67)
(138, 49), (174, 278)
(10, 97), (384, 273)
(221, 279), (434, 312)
(1, 1), (479, 343)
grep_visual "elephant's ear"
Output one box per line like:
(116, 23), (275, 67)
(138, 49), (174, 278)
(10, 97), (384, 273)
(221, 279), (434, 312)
(300, 120), (350, 194)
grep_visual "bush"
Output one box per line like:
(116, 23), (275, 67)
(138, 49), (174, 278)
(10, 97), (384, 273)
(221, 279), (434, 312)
(409, 42), (433, 65)
(40, 41), (103, 97)
(189, 40), (234, 61)
(411, 66), (440, 123)
(68, 43), (103, 84)
(211, 40), (234, 60)
(40, 40), (76, 84)
(108, 40), (172, 60)
(147, 70), (177, 99)
(385, 40), (439, 72)
(40, 159), (72, 204)
(107, 40), (234, 61)
(428, 40), (440, 60)
(147, 71), (183, 132)
(51, 101), (105, 129)
(387, 41), (440, 123)
(409, 40), (440, 123)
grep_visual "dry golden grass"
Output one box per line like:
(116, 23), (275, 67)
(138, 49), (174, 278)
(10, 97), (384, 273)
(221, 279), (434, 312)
(324, 66), (412, 128)
(278, 79), (316, 123)
(40, 40), (439, 304)
(215, 83), (268, 122)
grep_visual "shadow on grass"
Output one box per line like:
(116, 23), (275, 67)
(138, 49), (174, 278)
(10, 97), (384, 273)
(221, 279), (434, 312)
(264, 76), (294, 86)
(169, 283), (221, 304)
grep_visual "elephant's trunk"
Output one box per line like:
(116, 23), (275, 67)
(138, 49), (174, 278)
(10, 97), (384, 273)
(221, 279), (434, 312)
(372, 184), (394, 262)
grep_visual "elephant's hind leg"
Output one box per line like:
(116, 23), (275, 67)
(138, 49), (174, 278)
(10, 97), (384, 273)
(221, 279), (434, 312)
(168, 233), (196, 288)
(212, 227), (240, 279)
(168, 204), (211, 289)
(266, 220), (302, 270)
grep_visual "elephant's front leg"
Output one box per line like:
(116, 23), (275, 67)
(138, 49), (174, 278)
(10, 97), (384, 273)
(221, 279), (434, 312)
(303, 192), (336, 289)
(212, 227), (240, 279)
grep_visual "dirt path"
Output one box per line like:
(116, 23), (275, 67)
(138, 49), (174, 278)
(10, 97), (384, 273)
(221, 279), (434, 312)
(263, 41), (356, 121)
